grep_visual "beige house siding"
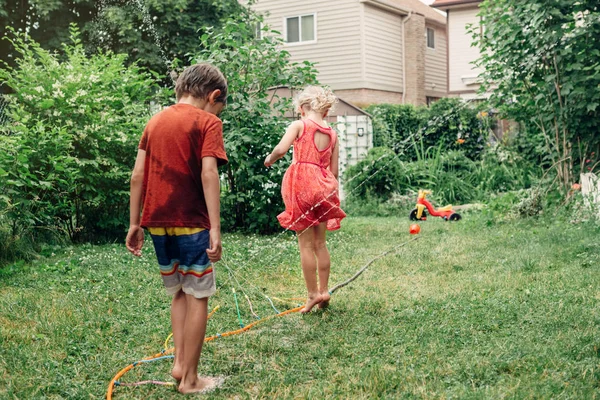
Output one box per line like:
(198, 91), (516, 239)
(249, 0), (362, 90)
(447, 7), (483, 96)
(425, 23), (448, 97)
(246, 0), (447, 106)
(363, 3), (404, 92)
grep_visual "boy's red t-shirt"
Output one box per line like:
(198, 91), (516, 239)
(138, 103), (228, 229)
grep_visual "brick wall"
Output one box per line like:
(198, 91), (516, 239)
(334, 88), (404, 108)
(404, 14), (427, 106)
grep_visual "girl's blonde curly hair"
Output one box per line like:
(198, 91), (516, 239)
(294, 86), (338, 113)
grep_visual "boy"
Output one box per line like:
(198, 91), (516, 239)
(125, 63), (228, 394)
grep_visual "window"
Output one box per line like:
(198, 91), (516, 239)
(285, 14), (316, 44)
(426, 96), (441, 107)
(427, 27), (435, 49)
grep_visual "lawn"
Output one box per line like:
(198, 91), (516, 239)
(1, 214), (599, 399)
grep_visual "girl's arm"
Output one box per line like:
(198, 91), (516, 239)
(264, 120), (303, 167)
(330, 140), (340, 180)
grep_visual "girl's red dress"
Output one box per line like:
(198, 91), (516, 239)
(277, 119), (347, 231)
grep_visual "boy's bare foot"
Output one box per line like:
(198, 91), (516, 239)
(318, 291), (331, 309)
(171, 363), (183, 381)
(300, 293), (323, 314)
(178, 375), (224, 394)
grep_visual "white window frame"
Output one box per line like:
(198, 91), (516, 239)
(426, 27), (435, 49)
(283, 13), (317, 46)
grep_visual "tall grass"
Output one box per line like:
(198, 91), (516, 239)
(345, 141), (543, 210)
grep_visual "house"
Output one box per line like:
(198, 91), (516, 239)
(245, 0), (448, 108)
(431, 0), (485, 100)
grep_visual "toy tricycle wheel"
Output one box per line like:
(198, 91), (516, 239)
(449, 213), (462, 221)
(409, 208), (427, 221)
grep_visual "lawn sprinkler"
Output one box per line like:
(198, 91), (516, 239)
(409, 190), (461, 221)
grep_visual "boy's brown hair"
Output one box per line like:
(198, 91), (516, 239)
(175, 63), (228, 103)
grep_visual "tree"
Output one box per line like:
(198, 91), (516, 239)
(193, 10), (318, 233)
(473, 0), (600, 191)
(0, 0), (243, 78)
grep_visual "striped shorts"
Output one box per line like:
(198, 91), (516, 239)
(148, 227), (216, 299)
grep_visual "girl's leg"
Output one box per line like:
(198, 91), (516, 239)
(313, 222), (331, 308)
(297, 227), (323, 313)
(170, 289), (186, 381)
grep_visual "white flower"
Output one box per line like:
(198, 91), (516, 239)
(52, 80), (62, 90)
(34, 86), (44, 93)
(89, 74), (99, 83)
(53, 89), (65, 98)
(76, 89), (88, 97)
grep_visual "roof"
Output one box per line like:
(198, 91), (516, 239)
(431, 0), (482, 10)
(393, 0), (447, 25)
(267, 86), (372, 118)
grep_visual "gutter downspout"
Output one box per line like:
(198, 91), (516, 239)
(402, 11), (413, 104)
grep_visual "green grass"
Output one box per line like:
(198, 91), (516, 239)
(1, 214), (599, 399)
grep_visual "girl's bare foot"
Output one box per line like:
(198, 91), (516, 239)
(300, 293), (323, 313)
(178, 375), (224, 394)
(318, 291), (330, 309)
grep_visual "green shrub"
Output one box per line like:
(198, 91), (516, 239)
(0, 25), (158, 242)
(345, 141), (544, 209)
(343, 147), (403, 201)
(424, 98), (485, 160)
(365, 103), (427, 156)
(476, 142), (541, 194)
(366, 98), (487, 161)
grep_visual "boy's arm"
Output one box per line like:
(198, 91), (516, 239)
(201, 156), (222, 262)
(126, 149), (146, 256)
(330, 141), (340, 180)
(264, 120), (303, 167)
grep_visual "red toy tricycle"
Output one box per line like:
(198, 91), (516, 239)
(409, 190), (462, 221)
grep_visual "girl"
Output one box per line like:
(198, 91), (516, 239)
(264, 86), (346, 313)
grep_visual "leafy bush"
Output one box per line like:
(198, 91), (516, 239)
(365, 103), (427, 155)
(343, 147), (403, 201)
(366, 98), (487, 161)
(193, 11), (318, 233)
(476, 142), (541, 194)
(0, 25), (158, 242)
(345, 142), (543, 208)
(425, 98), (486, 160)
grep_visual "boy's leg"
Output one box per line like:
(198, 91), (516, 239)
(313, 222), (331, 308)
(298, 228), (322, 313)
(178, 294), (213, 394)
(170, 289), (186, 381)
